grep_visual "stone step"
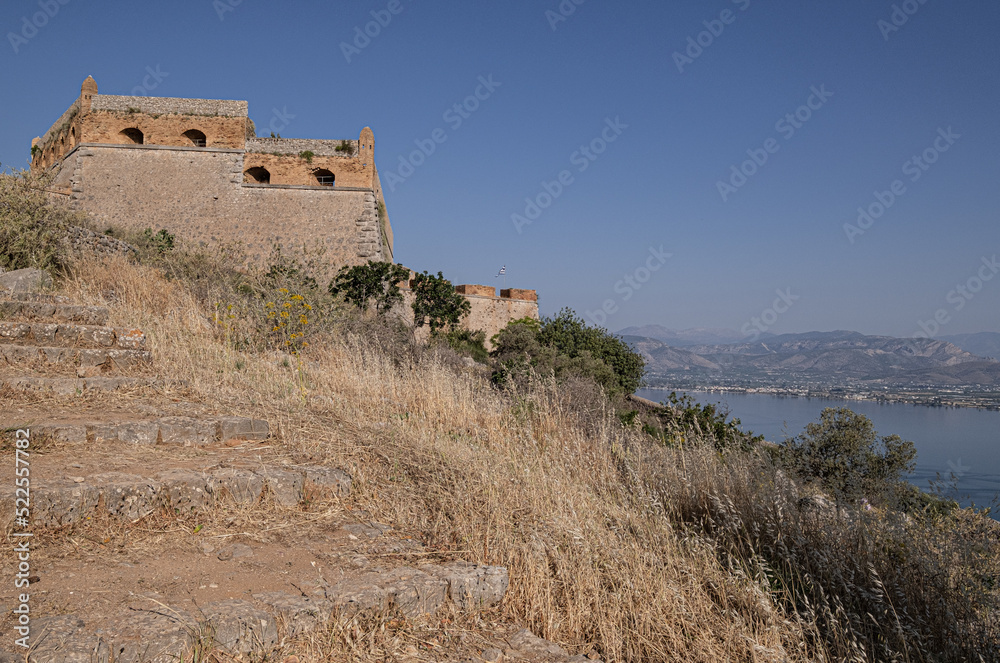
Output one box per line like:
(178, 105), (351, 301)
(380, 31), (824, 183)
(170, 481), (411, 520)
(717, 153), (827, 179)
(0, 321), (145, 349)
(7, 562), (509, 662)
(0, 300), (109, 326)
(17, 414), (269, 446)
(1, 461), (350, 528)
(0, 344), (151, 369)
(0, 376), (177, 395)
(3, 292), (72, 304)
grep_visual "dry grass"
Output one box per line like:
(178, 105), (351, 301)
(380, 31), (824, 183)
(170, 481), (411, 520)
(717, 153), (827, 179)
(55, 253), (999, 662)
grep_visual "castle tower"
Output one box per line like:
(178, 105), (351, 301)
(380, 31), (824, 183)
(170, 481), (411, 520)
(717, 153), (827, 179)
(359, 126), (374, 168)
(80, 76), (97, 114)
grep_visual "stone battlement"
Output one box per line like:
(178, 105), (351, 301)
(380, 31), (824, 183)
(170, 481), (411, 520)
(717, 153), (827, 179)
(247, 137), (358, 157)
(90, 94), (249, 118)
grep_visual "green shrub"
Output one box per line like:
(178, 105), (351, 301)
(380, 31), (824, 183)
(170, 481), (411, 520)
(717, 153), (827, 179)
(443, 328), (489, 363)
(299, 150), (315, 163)
(779, 407), (917, 507)
(329, 261), (409, 315)
(491, 309), (645, 400)
(410, 270), (470, 334)
(0, 168), (82, 273)
(142, 228), (175, 255)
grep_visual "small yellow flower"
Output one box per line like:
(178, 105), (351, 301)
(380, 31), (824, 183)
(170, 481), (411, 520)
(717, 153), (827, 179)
(279, 288), (289, 294)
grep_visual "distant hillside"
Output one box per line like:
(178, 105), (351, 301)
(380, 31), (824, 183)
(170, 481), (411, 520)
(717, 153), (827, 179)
(627, 330), (1000, 386)
(938, 332), (1000, 360)
(616, 325), (748, 347)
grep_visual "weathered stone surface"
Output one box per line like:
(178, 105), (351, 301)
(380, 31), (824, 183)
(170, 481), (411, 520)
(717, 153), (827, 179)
(299, 464), (352, 496)
(201, 600), (278, 654)
(114, 327), (147, 349)
(156, 468), (215, 512)
(381, 567), (450, 618)
(97, 610), (193, 663)
(507, 628), (570, 660)
(254, 591), (332, 637)
(31, 478), (101, 526)
(425, 562), (510, 611)
(116, 421), (161, 445)
(41, 424), (89, 444)
(0, 344), (39, 363)
(217, 543), (254, 561)
(212, 467), (265, 504)
(157, 416), (217, 446)
(255, 466), (304, 506)
(89, 472), (160, 521)
(76, 325), (116, 347)
(19, 614), (101, 662)
(0, 321), (30, 341)
(0, 268), (53, 294)
(40, 346), (73, 363)
(218, 416), (269, 441)
(90, 421), (159, 445)
(324, 567), (449, 618)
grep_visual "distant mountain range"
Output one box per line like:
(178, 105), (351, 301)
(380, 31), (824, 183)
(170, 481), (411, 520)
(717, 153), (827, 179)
(619, 329), (1000, 387)
(938, 332), (1000, 360)
(615, 325), (749, 347)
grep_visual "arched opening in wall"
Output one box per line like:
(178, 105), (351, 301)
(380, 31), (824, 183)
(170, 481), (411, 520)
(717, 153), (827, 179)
(314, 169), (335, 187)
(244, 167), (271, 184)
(120, 128), (144, 144)
(70, 127), (77, 149)
(183, 129), (207, 147)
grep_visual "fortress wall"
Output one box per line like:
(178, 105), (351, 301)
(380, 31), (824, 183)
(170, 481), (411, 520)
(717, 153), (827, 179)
(33, 101), (83, 171)
(372, 167), (393, 259)
(67, 145), (382, 269)
(242, 152), (371, 188)
(91, 95), (248, 117)
(465, 295), (539, 346)
(81, 110), (248, 149)
(400, 289), (539, 350)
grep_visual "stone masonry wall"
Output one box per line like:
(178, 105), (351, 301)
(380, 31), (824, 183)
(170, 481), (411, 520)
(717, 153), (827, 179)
(401, 289), (539, 350)
(81, 110), (248, 149)
(66, 146), (384, 268)
(242, 152), (371, 188)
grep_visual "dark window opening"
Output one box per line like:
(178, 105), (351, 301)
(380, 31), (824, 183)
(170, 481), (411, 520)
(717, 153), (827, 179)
(314, 169), (335, 187)
(184, 129), (207, 147)
(120, 128), (144, 144)
(245, 167), (271, 184)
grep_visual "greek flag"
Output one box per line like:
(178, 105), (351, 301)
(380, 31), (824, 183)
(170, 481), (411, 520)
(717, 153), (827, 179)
(496, 265), (506, 277)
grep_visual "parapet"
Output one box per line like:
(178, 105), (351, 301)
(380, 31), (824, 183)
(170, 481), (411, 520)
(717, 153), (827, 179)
(500, 288), (538, 302)
(247, 137), (358, 157)
(455, 284), (496, 298)
(91, 95), (248, 118)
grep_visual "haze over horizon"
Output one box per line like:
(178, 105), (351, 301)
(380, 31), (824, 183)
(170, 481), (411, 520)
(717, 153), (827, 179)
(1, 0), (997, 339)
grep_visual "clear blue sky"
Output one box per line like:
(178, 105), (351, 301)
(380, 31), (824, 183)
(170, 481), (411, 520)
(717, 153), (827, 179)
(2, 0), (998, 338)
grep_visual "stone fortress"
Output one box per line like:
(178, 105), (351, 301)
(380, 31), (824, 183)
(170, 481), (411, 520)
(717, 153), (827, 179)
(31, 77), (537, 344)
